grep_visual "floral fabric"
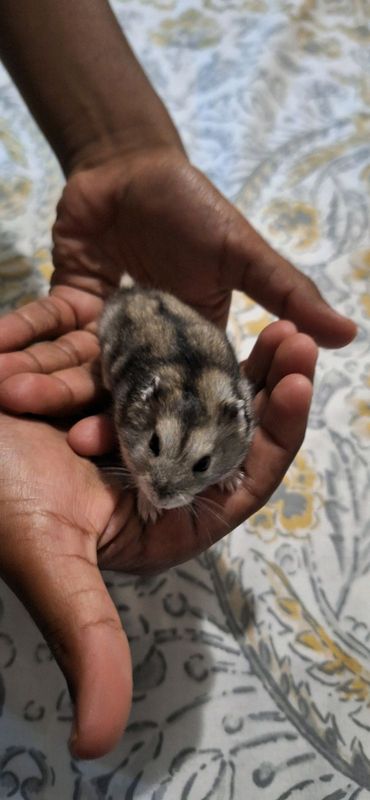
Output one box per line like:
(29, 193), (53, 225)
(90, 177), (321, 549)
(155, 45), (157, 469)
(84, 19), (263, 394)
(0, 1), (369, 797)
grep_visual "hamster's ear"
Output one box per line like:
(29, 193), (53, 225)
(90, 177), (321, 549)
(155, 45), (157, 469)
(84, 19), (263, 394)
(140, 376), (161, 402)
(219, 398), (244, 423)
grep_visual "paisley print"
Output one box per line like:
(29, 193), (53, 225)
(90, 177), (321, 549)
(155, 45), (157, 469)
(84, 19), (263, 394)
(0, 1), (369, 797)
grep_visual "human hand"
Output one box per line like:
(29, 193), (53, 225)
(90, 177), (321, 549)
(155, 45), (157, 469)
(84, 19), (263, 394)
(0, 322), (317, 759)
(0, 149), (355, 416)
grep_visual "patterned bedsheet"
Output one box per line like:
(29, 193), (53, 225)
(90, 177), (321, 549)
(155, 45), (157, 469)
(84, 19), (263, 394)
(0, 1), (369, 797)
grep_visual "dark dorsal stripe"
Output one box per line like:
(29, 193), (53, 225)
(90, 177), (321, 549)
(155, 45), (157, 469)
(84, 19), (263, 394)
(111, 290), (241, 435)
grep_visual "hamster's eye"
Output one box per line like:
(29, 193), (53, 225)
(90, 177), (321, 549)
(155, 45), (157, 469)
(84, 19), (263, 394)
(149, 432), (161, 457)
(193, 455), (211, 473)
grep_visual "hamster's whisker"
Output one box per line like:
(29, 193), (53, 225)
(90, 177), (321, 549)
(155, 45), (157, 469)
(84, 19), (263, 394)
(193, 496), (225, 548)
(199, 495), (222, 510)
(195, 495), (225, 525)
(101, 471), (133, 481)
(187, 500), (214, 550)
(197, 507), (215, 550)
(99, 467), (135, 487)
(188, 502), (200, 523)
(100, 465), (132, 476)
(102, 467), (131, 475)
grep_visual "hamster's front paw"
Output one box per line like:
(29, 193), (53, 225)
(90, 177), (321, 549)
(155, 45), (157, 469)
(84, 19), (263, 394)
(218, 468), (244, 494)
(137, 490), (161, 524)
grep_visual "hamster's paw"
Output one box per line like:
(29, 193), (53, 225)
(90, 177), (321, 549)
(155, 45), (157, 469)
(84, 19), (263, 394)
(218, 469), (244, 494)
(137, 490), (161, 524)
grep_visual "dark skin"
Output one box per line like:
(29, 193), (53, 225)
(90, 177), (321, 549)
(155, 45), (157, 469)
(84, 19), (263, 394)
(0, 0), (355, 760)
(0, 150), (355, 416)
(0, 321), (317, 758)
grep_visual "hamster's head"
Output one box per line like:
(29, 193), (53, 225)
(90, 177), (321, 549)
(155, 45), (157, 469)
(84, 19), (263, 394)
(115, 369), (254, 512)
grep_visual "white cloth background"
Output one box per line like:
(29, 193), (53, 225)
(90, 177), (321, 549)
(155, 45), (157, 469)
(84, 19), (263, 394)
(0, 1), (369, 797)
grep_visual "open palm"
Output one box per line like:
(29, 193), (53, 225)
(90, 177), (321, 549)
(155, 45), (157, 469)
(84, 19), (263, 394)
(0, 321), (316, 759)
(0, 151), (354, 417)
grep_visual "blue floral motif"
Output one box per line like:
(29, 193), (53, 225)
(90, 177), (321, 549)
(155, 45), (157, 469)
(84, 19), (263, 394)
(0, 1), (370, 798)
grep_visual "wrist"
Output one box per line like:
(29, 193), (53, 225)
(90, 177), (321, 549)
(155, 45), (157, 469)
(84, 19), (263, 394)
(0, 0), (186, 177)
(65, 125), (186, 178)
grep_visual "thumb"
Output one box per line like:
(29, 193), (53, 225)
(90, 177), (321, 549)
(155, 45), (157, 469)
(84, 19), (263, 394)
(223, 213), (357, 348)
(4, 518), (132, 760)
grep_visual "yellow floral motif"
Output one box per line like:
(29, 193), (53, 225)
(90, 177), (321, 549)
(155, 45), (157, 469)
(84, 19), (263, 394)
(266, 561), (370, 705)
(34, 248), (54, 282)
(249, 452), (321, 541)
(0, 177), (32, 216)
(360, 164), (370, 188)
(353, 113), (370, 139)
(359, 76), (370, 107)
(288, 143), (346, 185)
(228, 292), (274, 354)
(205, 0), (267, 11)
(126, 0), (176, 7)
(361, 294), (370, 318)
(231, 291), (255, 315)
(0, 256), (32, 279)
(0, 282), (35, 306)
(151, 10), (221, 48)
(283, 0), (316, 20)
(242, 311), (273, 338)
(349, 250), (370, 322)
(350, 368), (370, 441)
(296, 25), (341, 58)
(0, 252), (51, 308)
(287, 115), (370, 187)
(350, 247), (370, 280)
(249, 509), (275, 539)
(262, 200), (320, 252)
(355, 398), (370, 418)
(215, 549), (370, 705)
(0, 124), (27, 166)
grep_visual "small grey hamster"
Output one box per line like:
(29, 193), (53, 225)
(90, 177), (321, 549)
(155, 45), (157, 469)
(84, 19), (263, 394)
(99, 286), (254, 523)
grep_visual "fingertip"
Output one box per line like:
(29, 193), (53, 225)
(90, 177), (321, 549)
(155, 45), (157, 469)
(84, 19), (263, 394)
(265, 331), (318, 393)
(242, 319), (299, 388)
(290, 300), (358, 349)
(0, 361), (104, 417)
(69, 626), (132, 760)
(0, 373), (45, 413)
(263, 373), (313, 450)
(259, 319), (298, 341)
(68, 414), (116, 456)
(273, 372), (313, 410)
(329, 315), (358, 347)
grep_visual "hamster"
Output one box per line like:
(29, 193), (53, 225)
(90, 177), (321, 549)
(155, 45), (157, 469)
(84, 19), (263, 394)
(99, 286), (254, 523)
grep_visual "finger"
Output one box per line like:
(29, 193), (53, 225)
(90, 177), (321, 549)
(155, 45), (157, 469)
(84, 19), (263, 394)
(3, 521), (132, 759)
(242, 373), (313, 507)
(0, 330), (99, 383)
(250, 331), (317, 419)
(224, 217), (357, 347)
(68, 414), (117, 455)
(264, 332), (318, 394)
(0, 361), (103, 415)
(202, 373), (313, 534)
(100, 372), (314, 574)
(241, 319), (298, 391)
(0, 296), (78, 351)
(0, 288), (103, 353)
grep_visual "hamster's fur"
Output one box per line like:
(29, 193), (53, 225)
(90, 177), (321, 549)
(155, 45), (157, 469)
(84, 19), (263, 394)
(99, 287), (254, 522)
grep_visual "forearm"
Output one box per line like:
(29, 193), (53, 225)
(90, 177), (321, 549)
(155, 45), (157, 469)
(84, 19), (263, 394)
(0, 0), (185, 174)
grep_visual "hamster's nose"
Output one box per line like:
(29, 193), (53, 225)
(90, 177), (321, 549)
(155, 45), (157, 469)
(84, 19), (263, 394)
(155, 482), (171, 497)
